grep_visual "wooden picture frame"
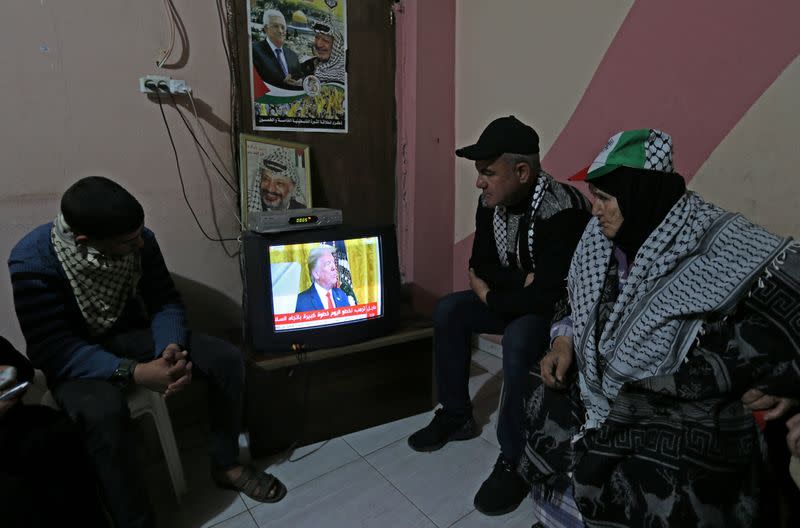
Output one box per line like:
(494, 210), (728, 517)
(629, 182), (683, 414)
(239, 134), (312, 229)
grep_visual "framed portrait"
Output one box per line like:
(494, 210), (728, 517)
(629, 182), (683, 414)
(239, 134), (312, 229)
(247, 0), (348, 133)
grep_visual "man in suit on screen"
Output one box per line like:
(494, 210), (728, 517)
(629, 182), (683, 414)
(295, 247), (354, 312)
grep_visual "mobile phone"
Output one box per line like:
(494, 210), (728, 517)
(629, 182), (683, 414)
(0, 366), (18, 389)
(0, 381), (30, 401)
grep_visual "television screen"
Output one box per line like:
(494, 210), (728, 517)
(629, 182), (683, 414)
(242, 225), (400, 355)
(269, 237), (383, 331)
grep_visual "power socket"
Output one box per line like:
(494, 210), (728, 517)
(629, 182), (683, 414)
(139, 75), (191, 94)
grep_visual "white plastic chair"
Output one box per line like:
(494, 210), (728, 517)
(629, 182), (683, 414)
(41, 385), (187, 502)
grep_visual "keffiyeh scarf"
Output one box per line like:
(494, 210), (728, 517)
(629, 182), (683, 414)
(248, 147), (303, 212)
(51, 214), (141, 335)
(492, 170), (552, 268)
(311, 20), (346, 85)
(569, 192), (791, 433)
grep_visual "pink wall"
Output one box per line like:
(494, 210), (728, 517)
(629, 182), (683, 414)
(452, 0), (800, 292)
(0, 1), (243, 348)
(395, 0), (456, 314)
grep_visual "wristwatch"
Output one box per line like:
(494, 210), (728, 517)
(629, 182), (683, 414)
(110, 358), (138, 388)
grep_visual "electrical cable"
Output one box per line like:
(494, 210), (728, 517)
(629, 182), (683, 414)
(166, 91), (237, 193)
(167, 91), (243, 231)
(157, 0), (177, 68)
(216, 0), (241, 183)
(187, 90), (235, 181)
(153, 87), (239, 244)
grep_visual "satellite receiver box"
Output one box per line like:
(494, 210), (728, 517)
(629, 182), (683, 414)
(248, 208), (343, 233)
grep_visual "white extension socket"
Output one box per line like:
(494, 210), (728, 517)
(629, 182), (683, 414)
(139, 75), (191, 94)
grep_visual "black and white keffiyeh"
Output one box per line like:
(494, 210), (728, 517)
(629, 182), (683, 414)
(312, 22), (345, 85)
(51, 214), (141, 335)
(248, 148), (304, 212)
(492, 170), (552, 268)
(568, 192), (791, 433)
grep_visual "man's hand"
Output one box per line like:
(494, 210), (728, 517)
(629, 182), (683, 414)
(540, 336), (573, 390)
(524, 273), (535, 287)
(741, 389), (798, 421)
(134, 356), (192, 396)
(161, 344), (192, 396)
(469, 268), (490, 304)
(787, 413), (800, 457)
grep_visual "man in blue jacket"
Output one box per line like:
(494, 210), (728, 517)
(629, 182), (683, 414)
(8, 177), (286, 528)
(295, 246), (353, 312)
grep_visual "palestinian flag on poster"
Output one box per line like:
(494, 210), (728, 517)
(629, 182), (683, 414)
(322, 240), (357, 304)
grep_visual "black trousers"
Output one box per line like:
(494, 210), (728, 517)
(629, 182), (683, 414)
(0, 403), (108, 527)
(52, 330), (245, 528)
(433, 290), (549, 462)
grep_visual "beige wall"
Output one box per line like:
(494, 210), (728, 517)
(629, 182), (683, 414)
(690, 55), (800, 238)
(0, 1), (242, 349)
(454, 0), (635, 242)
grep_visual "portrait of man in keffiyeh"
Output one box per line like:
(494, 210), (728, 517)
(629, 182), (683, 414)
(299, 17), (345, 86)
(247, 147), (307, 212)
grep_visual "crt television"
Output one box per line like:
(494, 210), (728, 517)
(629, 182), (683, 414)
(242, 225), (401, 355)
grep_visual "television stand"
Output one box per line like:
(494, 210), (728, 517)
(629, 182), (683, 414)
(244, 316), (434, 458)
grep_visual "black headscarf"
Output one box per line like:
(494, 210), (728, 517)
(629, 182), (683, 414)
(590, 166), (687, 260)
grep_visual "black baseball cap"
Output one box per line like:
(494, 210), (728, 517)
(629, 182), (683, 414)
(455, 115), (539, 160)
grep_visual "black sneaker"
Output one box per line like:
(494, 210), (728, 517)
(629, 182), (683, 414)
(407, 408), (478, 452)
(473, 455), (529, 516)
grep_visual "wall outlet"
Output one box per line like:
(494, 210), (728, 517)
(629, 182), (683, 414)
(139, 75), (191, 94)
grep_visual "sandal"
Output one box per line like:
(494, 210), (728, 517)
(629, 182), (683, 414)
(212, 465), (287, 503)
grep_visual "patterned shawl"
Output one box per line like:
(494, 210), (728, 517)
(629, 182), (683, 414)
(491, 170), (552, 268)
(569, 191), (791, 432)
(311, 22), (345, 85)
(51, 214), (141, 335)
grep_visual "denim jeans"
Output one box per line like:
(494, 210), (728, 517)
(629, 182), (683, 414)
(433, 290), (549, 462)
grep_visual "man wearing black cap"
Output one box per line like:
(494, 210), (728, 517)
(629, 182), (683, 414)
(408, 116), (590, 515)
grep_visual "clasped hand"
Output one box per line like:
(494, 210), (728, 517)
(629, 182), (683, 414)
(133, 343), (193, 396)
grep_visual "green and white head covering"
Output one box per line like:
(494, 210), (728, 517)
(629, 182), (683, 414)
(570, 129), (673, 181)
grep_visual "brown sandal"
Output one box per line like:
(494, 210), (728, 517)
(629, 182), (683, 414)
(213, 465), (287, 503)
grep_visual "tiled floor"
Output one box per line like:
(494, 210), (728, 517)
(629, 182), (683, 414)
(147, 353), (538, 528)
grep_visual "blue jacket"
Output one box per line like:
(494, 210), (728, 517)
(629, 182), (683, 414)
(8, 223), (187, 383)
(294, 285), (349, 313)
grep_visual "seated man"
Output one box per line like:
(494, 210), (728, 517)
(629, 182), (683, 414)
(295, 246), (353, 312)
(1, 335), (107, 528)
(8, 177), (286, 528)
(408, 116), (590, 516)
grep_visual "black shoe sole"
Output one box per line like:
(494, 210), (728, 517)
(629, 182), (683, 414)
(408, 423), (480, 452)
(473, 495), (525, 517)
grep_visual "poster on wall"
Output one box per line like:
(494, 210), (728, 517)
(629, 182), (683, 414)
(248, 0), (348, 133)
(239, 134), (312, 229)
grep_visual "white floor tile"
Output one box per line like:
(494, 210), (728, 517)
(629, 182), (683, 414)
(147, 448), (248, 528)
(343, 409), (436, 455)
(250, 458), (436, 528)
(241, 437), (361, 509)
(450, 499), (538, 528)
(472, 350), (503, 375)
(478, 402), (501, 449)
(365, 436), (500, 528)
(210, 510), (259, 528)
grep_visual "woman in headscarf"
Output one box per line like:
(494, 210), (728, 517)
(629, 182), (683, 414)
(519, 129), (800, 527)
